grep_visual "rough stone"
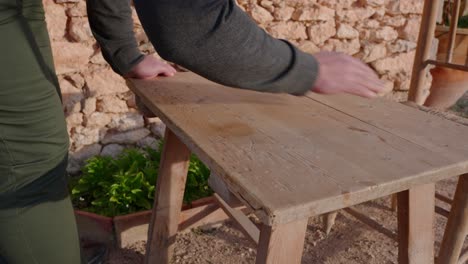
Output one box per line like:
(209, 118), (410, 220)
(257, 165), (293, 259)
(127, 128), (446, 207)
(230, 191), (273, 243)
(67, 2), (87, 17)
(137, 136), (159, 148)
(97, 96), (129, 113)
(274, 6), (295, 21)
(102, 128), (151, 145)
(362, 43), (387, 63)
(150, 119), (167, 139)
(101, 144), (125, 158)
(371, 51), (416, 76)
(308, 20), (336, 45)
(82, 97), (97, 116)
(250, 5), (274, 24)
(268, 22), (308, 40)
(298, 41), (320, 54)
(44, 0), (67, 41)
(336, 7), (375, 23)
(85, 68), (129, 96)
(73, 126), (102, 147)
(401, 17), (421, 42)
(51, 41), (93, 75)
(387, 39), (417, 53)
(66, 113), (84, 132)
(59, 77), (84, 114)
(69, 17), (93, 42)
(85, 112), (112, 128)
(373, 26), (398, 42)
(67, 143), (102, 174)
(292, 6), (335, 22)
(336, 24), (359, 39)
(323, 38), (361, 55)
(108, 112), (145, 132)
(399, 0), (424, 14)
(65, 73), (85, 89)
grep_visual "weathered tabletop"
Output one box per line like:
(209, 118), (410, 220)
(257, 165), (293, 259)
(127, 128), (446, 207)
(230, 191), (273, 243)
(128, 72), (468, 225)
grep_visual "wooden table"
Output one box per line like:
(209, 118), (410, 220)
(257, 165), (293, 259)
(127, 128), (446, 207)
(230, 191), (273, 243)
(127, 72), (468, 264)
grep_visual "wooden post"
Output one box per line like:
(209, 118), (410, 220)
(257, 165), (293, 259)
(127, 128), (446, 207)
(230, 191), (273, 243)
(391, 194), (398, 212)
(145, 129), (191, 264)
(322, 211), (338, 235)
(437, 174), (468, 264)
(408, 0), (442, 104)
(447, 0), (462, 63)
(256, 220), (308, 264)
(397, 184), (436, 264)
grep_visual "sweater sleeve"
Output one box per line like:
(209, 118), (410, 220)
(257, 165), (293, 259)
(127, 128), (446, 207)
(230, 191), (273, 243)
(86, 0), (144, 75)
(133, 0), (319, 95)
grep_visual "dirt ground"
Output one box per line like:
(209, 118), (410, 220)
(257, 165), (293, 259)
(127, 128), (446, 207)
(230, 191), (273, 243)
(105, 175), (467, 264)
(106, 95), (468, 264)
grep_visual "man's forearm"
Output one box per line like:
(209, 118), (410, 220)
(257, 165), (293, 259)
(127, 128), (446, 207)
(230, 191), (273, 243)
(87, 0), (143, 75)
(134, 0), (319, 95)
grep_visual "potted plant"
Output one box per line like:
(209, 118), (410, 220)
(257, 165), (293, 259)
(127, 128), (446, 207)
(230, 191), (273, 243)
(428, 0), (468, 109)
(71, 143), (219, 247)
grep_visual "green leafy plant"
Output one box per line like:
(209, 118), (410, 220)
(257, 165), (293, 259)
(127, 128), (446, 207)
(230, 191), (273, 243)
(71, 142), (212, 217)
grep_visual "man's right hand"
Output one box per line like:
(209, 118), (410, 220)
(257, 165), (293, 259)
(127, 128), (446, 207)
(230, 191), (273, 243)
(312, 51), (389, 98)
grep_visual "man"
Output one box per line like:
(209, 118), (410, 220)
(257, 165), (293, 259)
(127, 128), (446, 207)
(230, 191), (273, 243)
(0, 0), (385, 263)
(88, 0), (385, 98)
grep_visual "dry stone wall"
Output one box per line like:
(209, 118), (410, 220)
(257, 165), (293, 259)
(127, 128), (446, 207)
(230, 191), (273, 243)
(42, 0), (425, 173)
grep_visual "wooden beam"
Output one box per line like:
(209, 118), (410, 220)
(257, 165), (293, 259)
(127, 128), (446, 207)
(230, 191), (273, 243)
(397, 184), (436, 264)
(322, 211), (338, 235)
(145, 129), (191, 264)
(435, 193), (454, 205)
(256, 220), (308, 264)
(437, 174), (468, 264)
(213, 193), (260, 245)
(447, 0), (462, 63)
(426, 59), (468, 72)
(409, 0), (442, 104)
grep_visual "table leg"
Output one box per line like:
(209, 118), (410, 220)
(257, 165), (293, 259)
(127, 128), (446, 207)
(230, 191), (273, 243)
(437, 174), (468, 264)
(397, 183), (436, 264)
(256, 219), (308, 264)
(145, 129), (191, 264)
(322, 211), (338, 235)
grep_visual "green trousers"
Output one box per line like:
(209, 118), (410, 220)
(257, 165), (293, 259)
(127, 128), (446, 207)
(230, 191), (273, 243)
(0, 196), (82, 264)
(0, 0), (81, 262)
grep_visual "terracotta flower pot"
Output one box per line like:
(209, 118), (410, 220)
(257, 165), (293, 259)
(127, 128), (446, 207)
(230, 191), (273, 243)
(426, 67), (468, 109)
(427, 31), (468, 108)
(76, 196), (231, 248)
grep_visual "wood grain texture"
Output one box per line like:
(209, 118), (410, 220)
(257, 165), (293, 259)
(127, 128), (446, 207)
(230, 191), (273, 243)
(437, 174), (468, 264)
(408, 0), (441, 103)
(214, 193), (260, 244)
(397, 184), (436, 264)
(255, 220), (308, 264)
(128, 72), (468, 225)
(145, 129), (191, 264)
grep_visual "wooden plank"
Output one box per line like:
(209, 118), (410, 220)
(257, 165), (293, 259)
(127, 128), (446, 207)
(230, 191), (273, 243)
(305, 93), (468, 164)
(397, 184), (436, 264)
(402, 101), (468, 126)
(116, 203), (239, 248)
(255, 220), (308, 264)
(127, 73), (468, 225)
(213, 194), (260, 244)
(322, 211), (338, 235)
(426, 59), (468, 72)
(437, 174), (468, 264)
(447, 0), (463, 63)
(145, 129), (191, 264)
(435, 193), (454, 205)
(209, 173), (243, 207)
(409, 0), (442, 103)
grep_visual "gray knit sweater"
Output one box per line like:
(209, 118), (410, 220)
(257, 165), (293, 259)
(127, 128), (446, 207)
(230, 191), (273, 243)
(87, 0), (319, 95)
